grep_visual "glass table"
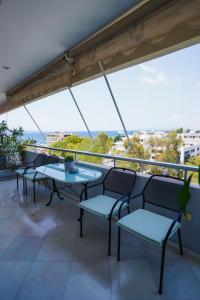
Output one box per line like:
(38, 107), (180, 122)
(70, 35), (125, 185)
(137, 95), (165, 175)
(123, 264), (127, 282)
(36, 163), (102, 206)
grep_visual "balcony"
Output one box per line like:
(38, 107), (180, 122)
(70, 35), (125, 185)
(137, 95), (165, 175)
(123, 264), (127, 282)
(0, 1), (200, 299)
(0, 148), (200, 300)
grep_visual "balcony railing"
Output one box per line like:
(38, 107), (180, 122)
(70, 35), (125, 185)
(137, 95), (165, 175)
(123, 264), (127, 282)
(28, 144), (199, 182)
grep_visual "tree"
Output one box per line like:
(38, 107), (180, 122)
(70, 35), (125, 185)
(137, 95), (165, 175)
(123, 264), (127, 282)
(176, 127), (183, 134)
(51, 133), (113, 165)
(0, 121), (26, 169)
(118, 135), (150, 172)
(186, 155), (200, 184)
(158, 131), (182, 164)
(149, 131), (183, 177)
(114, 134), (122, 142)
(147, 136), (165, 159)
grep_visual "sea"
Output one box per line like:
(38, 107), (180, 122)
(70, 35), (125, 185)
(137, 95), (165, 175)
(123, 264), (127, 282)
(22, 130), (136, 145)
(22, 129), (170, 145)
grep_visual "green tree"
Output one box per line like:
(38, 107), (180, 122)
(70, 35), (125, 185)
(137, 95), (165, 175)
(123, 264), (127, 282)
(118, 136), (150, 172)
(51, 133), (113, 165)
(176, 127), (183, 134)
(150, 131), (183, 177)
(114, 134), (122, 142)
(0, 121), (26, 169)
(186, 155), (200, 184)
(158, 131), (182, 164)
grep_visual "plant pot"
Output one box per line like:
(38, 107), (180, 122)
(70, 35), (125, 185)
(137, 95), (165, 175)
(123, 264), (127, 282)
(64, 161), (74, 172)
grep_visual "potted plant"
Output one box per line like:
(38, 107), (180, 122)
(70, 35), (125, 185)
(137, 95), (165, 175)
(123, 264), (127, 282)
(0, 121), (27, 171)
(179, 166), (200, 218)
(64, 155), (74, 172)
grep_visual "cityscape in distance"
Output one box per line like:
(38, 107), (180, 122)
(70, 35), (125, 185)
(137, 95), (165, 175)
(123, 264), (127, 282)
(24, 127), (200, 166)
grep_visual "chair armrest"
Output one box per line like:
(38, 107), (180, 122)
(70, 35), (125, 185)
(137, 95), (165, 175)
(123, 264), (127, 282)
(23, 165), (36, 175)
(117, 193), (143, 218)
(109, 193), (130, 218)
(33, 171), (39, 180)
(80, 182), (103, 201)
(163, 211), (183, 244)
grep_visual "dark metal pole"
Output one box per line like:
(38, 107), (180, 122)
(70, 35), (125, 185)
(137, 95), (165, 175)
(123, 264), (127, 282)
(68, 88), (93, 140)
(23, 105), (46, 141)
(98, 61), (131, 146)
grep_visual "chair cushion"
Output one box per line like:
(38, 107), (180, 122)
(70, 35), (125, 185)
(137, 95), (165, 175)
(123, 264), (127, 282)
(117, 209), (181, 246)
(15, 168), (36, 176)
(23, 172), (48, 181)
(79, 195), (128, 219)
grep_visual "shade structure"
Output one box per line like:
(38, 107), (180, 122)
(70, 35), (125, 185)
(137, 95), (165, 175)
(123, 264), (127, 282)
(0, 0), (200, 114)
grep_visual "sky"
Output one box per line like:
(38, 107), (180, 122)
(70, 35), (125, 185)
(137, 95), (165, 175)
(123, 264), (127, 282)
(1, 43), (200, 132)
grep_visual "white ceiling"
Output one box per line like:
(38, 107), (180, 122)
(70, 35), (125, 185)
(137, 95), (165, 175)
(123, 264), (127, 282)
(0, 0), (140, 103)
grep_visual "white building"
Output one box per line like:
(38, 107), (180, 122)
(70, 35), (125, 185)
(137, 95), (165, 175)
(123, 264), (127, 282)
(47, 132), (70, 145)
(180, 144), (200, 163)
(181, 132), (200, 146)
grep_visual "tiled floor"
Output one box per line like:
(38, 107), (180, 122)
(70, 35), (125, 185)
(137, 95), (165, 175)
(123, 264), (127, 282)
(0, 178), (200, 300)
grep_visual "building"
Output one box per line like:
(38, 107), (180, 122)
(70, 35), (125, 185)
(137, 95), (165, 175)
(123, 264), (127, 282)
(46, 132), (70, 145)
(180, 144), (200, 163)
(182, 132), (200, 146)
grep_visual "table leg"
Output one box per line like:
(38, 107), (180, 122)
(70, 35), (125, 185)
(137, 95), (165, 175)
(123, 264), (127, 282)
(46, 179), (64, 206)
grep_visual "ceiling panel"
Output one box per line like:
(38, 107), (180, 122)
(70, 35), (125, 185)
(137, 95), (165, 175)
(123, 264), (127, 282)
(0, 0), (140, 101)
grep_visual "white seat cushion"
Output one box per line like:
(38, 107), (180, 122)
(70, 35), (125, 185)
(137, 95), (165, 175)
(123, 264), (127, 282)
(117, 209), (181, 246)
(79, 195), (128, 219)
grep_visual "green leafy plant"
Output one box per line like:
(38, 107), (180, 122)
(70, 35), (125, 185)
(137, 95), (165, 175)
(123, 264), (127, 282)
(64, 155), (74, 162)
(0, 121), (27, 170)
(198, 166), (200, 185)
(179, 174), (193, 217)
(180, 166), (200, 218)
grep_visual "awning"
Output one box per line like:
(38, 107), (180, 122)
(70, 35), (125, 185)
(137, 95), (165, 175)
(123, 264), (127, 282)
(1, 0), (200, 114)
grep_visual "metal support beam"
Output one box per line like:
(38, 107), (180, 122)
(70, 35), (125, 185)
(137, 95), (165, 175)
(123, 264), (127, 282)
(68, 88), (93, 140)
(98, 61), (131, 146)
(23, 105), (46, 141)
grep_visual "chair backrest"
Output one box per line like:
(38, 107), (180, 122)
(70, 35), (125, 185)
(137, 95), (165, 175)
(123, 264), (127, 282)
(103, 167), (137, 196)
(142, 174), (185, 212)
(45, 155), (60, 164)
(34, 153), (48, 167)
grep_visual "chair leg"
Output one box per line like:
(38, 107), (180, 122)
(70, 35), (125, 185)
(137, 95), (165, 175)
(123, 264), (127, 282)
(25, 179), (28, 196)
(178, 229), (183, 255)
(80, 208), (84, 237)
(159, 243), (167, 294)
(16, 174), (19, 190)
(33, 181), (36, 203)
(22, 177), (24, 195)
(117, 227), (121, 261)
(108, 218), (112, 256)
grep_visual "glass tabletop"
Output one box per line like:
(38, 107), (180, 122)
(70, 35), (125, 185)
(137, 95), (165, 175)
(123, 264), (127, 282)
(36, 163), (102, 184)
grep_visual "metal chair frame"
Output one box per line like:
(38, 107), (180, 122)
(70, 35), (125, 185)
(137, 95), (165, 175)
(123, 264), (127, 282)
(16, 153), (47, 189)
(117, 174), (185, 294)
(80, 167), (137, 255)
(18, 154), (59, 202)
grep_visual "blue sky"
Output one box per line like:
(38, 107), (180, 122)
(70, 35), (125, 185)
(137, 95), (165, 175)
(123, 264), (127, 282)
(1, 43), (200, 132)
